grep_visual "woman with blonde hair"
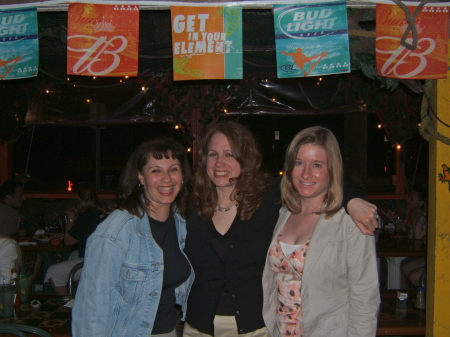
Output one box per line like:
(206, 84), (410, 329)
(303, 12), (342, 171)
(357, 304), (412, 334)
(263, 126), (380, 337)
(184, 121), (380, 337)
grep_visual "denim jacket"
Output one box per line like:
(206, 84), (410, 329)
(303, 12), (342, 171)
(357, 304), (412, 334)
(72, 208), (194, 337)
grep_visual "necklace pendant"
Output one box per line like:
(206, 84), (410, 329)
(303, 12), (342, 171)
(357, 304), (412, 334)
(217, 202), (238, 212)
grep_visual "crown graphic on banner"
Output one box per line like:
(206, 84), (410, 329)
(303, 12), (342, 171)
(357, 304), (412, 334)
(93, 18), (116, 33)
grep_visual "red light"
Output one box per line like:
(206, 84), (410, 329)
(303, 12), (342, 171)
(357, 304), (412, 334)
(68, 181), (73, 191)
(384, 166), (387, 172)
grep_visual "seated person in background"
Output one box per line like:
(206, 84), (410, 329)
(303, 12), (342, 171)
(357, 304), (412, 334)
(0, 232), (22, 282)
(44, 185), (109, 295)
(401, 186), (427, 288)
(0, 179), (24, 237)
(0, 179), (42, 288)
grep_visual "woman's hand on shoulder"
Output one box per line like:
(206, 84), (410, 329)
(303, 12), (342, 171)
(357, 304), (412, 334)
(347, 198), (378, 235)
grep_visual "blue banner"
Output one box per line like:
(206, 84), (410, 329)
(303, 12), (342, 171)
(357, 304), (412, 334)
(0, 7), (38, 80)
(274, 2), (350, 78)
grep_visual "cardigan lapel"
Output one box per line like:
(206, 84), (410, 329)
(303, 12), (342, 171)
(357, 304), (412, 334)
(301, 215), (340, 285)
(272, 208), (291, 239)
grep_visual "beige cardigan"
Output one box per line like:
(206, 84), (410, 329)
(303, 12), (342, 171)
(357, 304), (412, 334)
(262, 208), (380, 337)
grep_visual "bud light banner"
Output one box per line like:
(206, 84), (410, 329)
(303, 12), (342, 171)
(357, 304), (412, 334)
(274, 2), (350, 78)
(67, 3), (139, 77)
(376, 4), (448, 79)
(0, 7), (38, 80)
(171, 6), (243, 81)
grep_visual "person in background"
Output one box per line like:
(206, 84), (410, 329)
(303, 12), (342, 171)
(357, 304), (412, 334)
(262, 126), (380, 337)
(401, 187), (427, 288)
(0, 232), (22, 283)
(72, 138), (194, 337)
(0, 179), (25, 237)
(0, 179), (42, 288)
(183, 121), (379, 337)
(44, 185), (109, 295)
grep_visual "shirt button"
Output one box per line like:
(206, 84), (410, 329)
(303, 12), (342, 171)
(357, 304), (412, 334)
(239, 329), (243, 333)
(230, 245), (234, 248)
(232, 294), (235, 298)
(236, 311), (239, 315)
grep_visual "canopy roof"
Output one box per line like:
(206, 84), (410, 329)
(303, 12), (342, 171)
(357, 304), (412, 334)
(0, 0), (427, 143)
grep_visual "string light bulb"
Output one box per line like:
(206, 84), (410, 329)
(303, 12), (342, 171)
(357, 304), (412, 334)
(396, 144), (401, 150)
(224, 109), (228, 113)
(187, 148), (191, 152)
(378, 124), (382, 129)
(175, 125), (179, 130)
(141, 86), (145, 91)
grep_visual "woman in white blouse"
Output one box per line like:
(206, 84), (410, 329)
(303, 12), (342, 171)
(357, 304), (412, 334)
(0, 233), (21, 283)
(262, 126), (380, 337)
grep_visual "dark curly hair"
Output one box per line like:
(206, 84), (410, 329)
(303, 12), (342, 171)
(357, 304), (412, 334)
(117, 137), (191, 219)
(193, 121), (272, 220)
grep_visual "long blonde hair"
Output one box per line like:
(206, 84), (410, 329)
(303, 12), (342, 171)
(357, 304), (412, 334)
(281, 126), (343, 218)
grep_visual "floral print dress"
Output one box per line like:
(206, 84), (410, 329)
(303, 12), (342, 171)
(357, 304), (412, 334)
(268, 230), (310, 337)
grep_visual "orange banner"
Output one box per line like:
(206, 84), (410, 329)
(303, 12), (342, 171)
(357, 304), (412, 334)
(171, 6), (243, 81)
(67, 3), (139, 77)
(376, 4), (448, 79)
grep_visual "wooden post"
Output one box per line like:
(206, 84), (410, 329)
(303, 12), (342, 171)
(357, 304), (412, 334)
(394, 144), (406, 194)
(189, 85), (204, 171)
(0, 141), (11, 184)
(426, 78), (450, 336)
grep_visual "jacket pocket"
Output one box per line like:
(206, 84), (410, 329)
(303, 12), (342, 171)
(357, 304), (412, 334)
(119, 264), (149, 304)
(317, 312), (348, 330)
(323, 240), (344, 269)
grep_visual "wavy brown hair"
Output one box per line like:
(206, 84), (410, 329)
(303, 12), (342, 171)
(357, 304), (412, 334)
(281, 126), (343, 219)
(117, 138), (191, 219)
(193, 121), (272, 220)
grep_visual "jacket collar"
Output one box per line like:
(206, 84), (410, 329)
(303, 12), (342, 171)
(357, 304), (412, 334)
(301, 211), (342, 284)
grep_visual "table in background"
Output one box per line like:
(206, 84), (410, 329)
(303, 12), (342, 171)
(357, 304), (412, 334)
(376, 232), (426, 289)
(377, 289), (426, 336)
(20, 243), (76, 293)
(0, 295), (72, 337)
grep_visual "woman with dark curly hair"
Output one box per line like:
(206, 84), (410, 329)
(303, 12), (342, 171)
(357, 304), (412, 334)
(183, 121), (379, 337)
(72, 137), (194, 337)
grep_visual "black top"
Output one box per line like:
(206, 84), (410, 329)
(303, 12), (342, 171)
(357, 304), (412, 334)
(184, 180), (363, 335)
(68, 207), (106, 258)
(185, 183), (281, 335)
(150, 216), (191, 335)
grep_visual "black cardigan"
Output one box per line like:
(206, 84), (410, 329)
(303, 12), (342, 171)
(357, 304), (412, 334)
(184, 181), (363, 335)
